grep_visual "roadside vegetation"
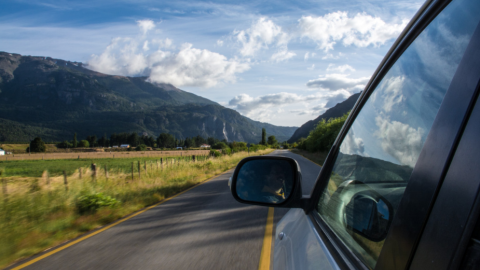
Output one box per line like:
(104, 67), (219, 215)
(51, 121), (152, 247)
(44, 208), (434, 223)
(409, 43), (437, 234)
(0, 148), (273, 268)
(292, 113), (349, 166)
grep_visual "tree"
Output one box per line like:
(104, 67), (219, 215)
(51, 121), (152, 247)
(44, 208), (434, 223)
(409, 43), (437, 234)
(27, 137), (46, 152)
(128, 133), (139, 147)
(79, 140), (90, 148)
(267, 135), (278, 146)
(261, 128), (267, 145)
(135, 144), (147, 151)
(73, 133), (78, 148)
(157, 133), (175, 148)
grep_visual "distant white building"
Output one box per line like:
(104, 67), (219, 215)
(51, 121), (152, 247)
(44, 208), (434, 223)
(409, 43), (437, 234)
(176, 147), (183, 150)
(200, 144), (211, 148)
(120, 144), (130, 148)
(0, 149), (4, 155)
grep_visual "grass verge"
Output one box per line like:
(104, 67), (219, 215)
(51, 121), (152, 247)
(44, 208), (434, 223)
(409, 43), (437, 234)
(290, 149), (328, 166)
(0, 149), (273, 268)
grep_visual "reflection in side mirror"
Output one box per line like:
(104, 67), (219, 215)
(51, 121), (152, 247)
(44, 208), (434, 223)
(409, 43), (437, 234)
(344, 194), (392, 242)
(234, 158), (296, 205)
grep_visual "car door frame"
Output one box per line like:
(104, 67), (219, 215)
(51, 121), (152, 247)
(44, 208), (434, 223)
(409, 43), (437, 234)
(297, 0), (480, 269)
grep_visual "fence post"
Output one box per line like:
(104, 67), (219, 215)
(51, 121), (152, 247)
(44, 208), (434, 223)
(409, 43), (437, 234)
(63, 170), (68, 191)
(193, 155), (196, 163)
(144, 161), (147, 174)
(138, 161), (141, 179)
(150, 161), (153, 171)
(105, 165), (108, 180)
(161, 158), (163, 168)
(1, 171), (6, 202)
(91, 163), (97, 183)
(131, 162), (134, 181)
(79, 168), (82, 179)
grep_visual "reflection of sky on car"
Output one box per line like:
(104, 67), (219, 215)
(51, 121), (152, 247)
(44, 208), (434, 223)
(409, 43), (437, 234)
(340, 0), (480, 167)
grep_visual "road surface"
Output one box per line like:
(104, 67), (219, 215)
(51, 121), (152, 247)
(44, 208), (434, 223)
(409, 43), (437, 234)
(9, 150), (322, 270)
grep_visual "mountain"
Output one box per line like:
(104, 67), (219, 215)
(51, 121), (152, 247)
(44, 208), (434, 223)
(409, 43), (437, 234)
(0, 52), (297, 143)
(287, 92), (361, 143)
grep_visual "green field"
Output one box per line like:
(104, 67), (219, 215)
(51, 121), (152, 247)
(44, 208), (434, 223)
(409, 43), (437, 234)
(0, 155), (207, 178)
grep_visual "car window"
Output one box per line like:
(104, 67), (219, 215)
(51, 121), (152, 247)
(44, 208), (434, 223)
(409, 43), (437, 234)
(315, 0), (480, 269)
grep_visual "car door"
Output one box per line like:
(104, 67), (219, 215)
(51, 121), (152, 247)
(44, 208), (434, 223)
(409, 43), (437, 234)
(274, 0), (480, 269)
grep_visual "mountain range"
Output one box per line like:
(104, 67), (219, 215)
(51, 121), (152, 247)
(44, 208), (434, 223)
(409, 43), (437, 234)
(0, 52), (297, 143)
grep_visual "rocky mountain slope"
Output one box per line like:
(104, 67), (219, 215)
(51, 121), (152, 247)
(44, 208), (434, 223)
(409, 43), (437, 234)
(0, 52), (297, 143)
(287, 92), (361, 143)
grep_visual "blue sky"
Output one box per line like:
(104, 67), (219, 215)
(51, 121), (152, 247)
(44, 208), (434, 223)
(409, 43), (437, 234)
(0, 0), (423, 126)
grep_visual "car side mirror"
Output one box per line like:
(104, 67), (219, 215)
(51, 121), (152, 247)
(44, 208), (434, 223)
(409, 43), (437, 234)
(230, 156), (304, 208)
(344, 191), (393, 242)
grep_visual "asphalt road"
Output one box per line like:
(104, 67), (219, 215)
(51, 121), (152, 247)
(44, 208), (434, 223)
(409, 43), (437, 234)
(11, 150), (321, 270)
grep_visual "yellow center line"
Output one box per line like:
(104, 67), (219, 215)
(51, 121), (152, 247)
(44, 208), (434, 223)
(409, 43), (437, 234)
(258, 207), (274, 270)
(11, 169), (234, 270)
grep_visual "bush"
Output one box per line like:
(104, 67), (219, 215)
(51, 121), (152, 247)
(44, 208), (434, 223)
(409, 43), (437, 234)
(212, 142), (229, 150)
(57, 140), (73, 149)
(75, 192), (119, 215)
(78, 140), (90, 148)
(135, 144), (147, 151)
(26, 137), (46, 153)
(301, 112), (349, 152)
(210, 149), (221, 157)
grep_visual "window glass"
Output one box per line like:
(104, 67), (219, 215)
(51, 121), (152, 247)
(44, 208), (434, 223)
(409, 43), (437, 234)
(316, 0), (480, 268)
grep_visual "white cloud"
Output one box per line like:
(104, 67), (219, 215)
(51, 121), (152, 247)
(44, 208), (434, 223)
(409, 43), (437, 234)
(306, 73), (369, 91)
(228, 90), (354, 121)
(137, 19), (156, 35)
(148, 43), (250, 87)
(322, 52), (344, 59)
(326, 64), (355, 73)
(271, 49), (296, 62)
(304, 52), (316, 61)
(374, 115), (424, 167)
(87, 24), (250, 88)
(378, 76), (404, 112)
(298, 12), (408, 51)
(307, 64), (315, 70)
(340, 129), (365, 156)
(216, 40), (224, 46)
(235, 17), (289, 57)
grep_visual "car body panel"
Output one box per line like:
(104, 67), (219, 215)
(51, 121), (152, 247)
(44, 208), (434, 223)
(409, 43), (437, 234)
(274, 208), (340, 270)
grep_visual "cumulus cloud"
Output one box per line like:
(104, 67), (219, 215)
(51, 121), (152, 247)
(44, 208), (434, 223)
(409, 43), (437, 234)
(374, 115), (424, 167)
(340, 129), (365, 156)
(306, 73), (369, 91)
(271, 49), (296, 62)
(87, 22), (249, 88)
(236, 17), (289, 57)
(298, 12), (408, 51)
(137, 19), (156, 35)
(228, 90), (354, 120)
(326, 64), (355, 73)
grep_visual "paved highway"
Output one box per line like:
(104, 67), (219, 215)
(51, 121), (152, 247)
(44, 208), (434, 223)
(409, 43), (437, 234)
(9, 150), (322, 270)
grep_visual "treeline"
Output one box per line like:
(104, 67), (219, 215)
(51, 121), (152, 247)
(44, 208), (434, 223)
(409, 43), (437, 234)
(296, 113), (349, 152)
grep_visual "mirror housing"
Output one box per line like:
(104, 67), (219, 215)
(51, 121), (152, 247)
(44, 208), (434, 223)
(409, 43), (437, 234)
(230, 156), (307, 209)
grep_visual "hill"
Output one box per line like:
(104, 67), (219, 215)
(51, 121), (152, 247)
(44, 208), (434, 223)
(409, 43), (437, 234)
(0, 52), (297, 143)
(287, 92), (361, 143)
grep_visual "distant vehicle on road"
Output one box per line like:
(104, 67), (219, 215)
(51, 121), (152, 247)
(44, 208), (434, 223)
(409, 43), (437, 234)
(230, 0), (480, 269)
(120, 144), (130, 148)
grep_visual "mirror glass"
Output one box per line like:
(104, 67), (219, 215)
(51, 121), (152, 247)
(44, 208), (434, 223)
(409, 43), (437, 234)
(235, 159), (295, 204)
(344, 195), (391, 241)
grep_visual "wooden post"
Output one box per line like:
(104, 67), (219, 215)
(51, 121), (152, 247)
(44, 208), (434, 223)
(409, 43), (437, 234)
(138, 161), (141, 179)
(161, 158), (163, 167)
(131, 162), (134, 181)
(63, 170), (68, 191)
(150, 161), (153, 171)
(91, 163), (97, 182)
(79, 168), (82, 179)
(78, 155), (80, 159)
(193, 155), (196, 162)
(1, 171), (6, 202)
(144, 161), (147, 174)
(105, 165), (108, 179)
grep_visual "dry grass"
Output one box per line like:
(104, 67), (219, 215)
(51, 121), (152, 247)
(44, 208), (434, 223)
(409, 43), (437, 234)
(0, 149), (210, 161)
(0, 149), (273, 268)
